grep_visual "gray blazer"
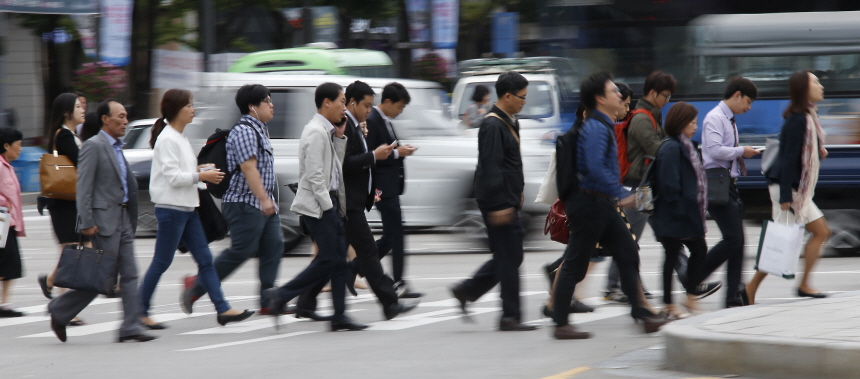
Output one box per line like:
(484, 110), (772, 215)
(76, 131), (139, 236)
(291, 115), (347, 218)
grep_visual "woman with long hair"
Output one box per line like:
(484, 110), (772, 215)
(651, 102), (709, 318)
(750, 71), (832, 304)
(37, 93), (88, 325)
(138, 89), (253, 328)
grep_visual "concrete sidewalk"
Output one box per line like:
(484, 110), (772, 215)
(664, 291), (860, 379)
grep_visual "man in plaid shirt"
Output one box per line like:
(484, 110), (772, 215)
(181, 84), (285, 315)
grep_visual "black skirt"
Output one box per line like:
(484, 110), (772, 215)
(0, 227), (22, 280)
(48, 199), (87, 244)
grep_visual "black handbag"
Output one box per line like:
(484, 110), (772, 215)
(705, 167), (731, 206)
(53, 235), (119, 296)
(178, 189), (229, 253)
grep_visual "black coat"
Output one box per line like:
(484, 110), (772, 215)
(364, 107), (404, 198)
(51, 128), (80, 165)
(474, 105), (523, 211)
(764, 112), (819, 204)
(342, 116), (376, 212)
(650, 136), (705, 239)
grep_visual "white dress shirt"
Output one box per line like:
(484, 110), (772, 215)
(702, 101), (745, 178)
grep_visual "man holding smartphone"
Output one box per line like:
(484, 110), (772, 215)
(365, 82), (421, 299)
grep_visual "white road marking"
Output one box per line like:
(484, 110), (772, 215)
(178, 331), (317, 351)
(369, 307), (499, 331)
(19, 312), (214, 338)
(182, 317), (309, 335)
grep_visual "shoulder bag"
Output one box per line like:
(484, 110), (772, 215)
(39, 129), (77, 201)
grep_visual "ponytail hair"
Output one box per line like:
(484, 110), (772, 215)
(150, 89), (192, 148)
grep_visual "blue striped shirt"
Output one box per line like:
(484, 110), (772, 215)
(576, 110), (630, 200)
(222, 115), (276, 211)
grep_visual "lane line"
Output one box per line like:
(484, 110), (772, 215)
(178, 331), (317, 351)
(541, 366), (591, 379)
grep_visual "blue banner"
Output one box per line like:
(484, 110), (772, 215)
(0, 0), (97, 14)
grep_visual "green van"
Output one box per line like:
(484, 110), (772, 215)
(227, 46), (394, 77)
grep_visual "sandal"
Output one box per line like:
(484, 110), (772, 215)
(68, 318), (87, 327)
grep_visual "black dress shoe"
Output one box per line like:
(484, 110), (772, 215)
(450, 284), (470, 317)
(542, 305), (554, 318)
(384, 302), (417, 320)
(499, 317), (539, 331)
(797, 288), (827, 298)
(38, 274), (53, 299)
(633, 314), (671, 334)
(295, 308), (333, 321)
(330, 317), (368, 331)
(218, 310), (255, 326)
(264, 288), (285, 331)
(118, 333), (158, 343)
(50, 317), (67, 343)
(346, 272), (358, 297)
(394, 281), (423, 298)
(143, 323), (167, 330)
(571, 300), (595, 313)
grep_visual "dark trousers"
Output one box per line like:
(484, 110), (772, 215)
(606, 208), (688, 290)
(278, 194), (348, 321)
(190, 202), (283, 309)
(375, 196), (405, 283)
(701, 183), (745, 303)
(553, 193), (652, 326)
(459, 208), (524, 320)
(659, 237), (707, 304)
(297, 209), (399, 311)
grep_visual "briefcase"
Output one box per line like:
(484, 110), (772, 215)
(705, 167), (730, 206)
(53, 236), (119, 296)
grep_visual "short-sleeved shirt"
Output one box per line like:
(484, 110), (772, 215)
(222, 115), (276, 211)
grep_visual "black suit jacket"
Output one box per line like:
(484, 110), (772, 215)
(343, 116), (376, 212)
(365, 107), (405, 198)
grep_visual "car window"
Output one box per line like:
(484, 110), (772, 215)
(457, 81), (555, 120)
(267, 89), (317, 139)
(123, 126), (152, 149)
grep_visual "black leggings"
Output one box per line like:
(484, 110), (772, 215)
(659, 237), (707, 305)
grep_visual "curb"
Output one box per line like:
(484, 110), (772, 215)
(22, 192), (39, 205)
(663, 291), (860, 379)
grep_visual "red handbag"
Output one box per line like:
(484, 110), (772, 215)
(544, 199), (569, 244)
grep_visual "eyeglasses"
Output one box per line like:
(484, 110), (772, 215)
(263, 98), (273, 105)
(658, 93), (672, 101)
(508, 92), (526, 101)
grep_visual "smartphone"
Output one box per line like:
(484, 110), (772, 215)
(391, 139), (399, 147)
(755, 147), (766, 152)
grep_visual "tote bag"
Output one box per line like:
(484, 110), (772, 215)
(535, 151), (558, 205)
(755, 213), (804, 279)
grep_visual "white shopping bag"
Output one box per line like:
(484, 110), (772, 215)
(534, 151), (558, 205)
(0, 208), (10, 248)
(755, 216), (804, 279)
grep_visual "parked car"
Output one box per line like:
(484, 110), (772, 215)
(139, 73), (478, 254)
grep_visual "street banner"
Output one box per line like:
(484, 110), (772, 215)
(152, 49), (202, 91)
(71, 14), (97, 59)
(406, 0), (431, 59)
(0, 0), (97, 14)
(99, 0), (133, 67)
(432, 0), (458, 76)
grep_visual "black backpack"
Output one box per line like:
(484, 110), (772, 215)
(197, 121), (266, 199)
(555, 119), (583, 202)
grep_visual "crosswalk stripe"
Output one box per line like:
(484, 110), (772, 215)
(19, 312), (214, 338)
(182, 317), (308, 335)
(368, 307), (499, 331)
(178, 331), (317, 351)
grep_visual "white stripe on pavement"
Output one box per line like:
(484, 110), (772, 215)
(368, 307), (499, 331)
(178, 331), (317, 351)
(19, 312), (214, 338)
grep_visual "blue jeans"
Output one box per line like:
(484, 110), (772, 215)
(140, 208), (230, 315)
(191, 202), (283, 308)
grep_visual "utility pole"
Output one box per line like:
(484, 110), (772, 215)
(200, 0), (216, 72)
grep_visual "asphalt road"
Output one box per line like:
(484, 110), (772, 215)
(3, 204), (860, 379)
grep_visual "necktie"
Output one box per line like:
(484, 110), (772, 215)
(731, 117), (747, 177)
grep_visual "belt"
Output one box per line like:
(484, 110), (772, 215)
(329, 190), (337, 198)
(577, 188), (613, 200)
(119, 202), (129, 209)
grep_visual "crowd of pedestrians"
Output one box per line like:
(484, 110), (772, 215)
(0, 67), (834, 344)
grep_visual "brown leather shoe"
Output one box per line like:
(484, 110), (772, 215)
(553, 324), (591, 340)
(499, 317), (538, 331)
(636, 314), (671, 334)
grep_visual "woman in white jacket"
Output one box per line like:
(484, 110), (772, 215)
(138, 89), (253, 328)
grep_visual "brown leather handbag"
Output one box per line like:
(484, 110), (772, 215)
(39, 129), (77, 201)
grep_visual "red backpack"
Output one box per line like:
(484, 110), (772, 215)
(615, 108), (657, 182)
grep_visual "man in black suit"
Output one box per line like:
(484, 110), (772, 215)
(294, 81), (418, 321)
(364, 82), (421, 298)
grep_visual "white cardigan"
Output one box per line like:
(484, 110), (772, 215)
(150, 124), (201, 208)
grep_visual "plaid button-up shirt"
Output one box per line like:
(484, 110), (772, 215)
(222, 115), (276, 211)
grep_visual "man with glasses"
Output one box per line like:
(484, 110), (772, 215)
(450, 71), (537, 332)
(180, 84), (284, 316)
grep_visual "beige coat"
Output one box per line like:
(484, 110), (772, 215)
(290, 115), (347, 218)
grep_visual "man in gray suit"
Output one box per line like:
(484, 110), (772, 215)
(48, 99), (156, 343)
(266, 83), (367, 332)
